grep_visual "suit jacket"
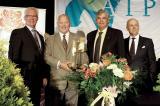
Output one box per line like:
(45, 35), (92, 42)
(8, 26), (45, 76)
(8, 26), (48, 105)
(9, 26), (44, 62)
(124, 36), (156, 82)
(45, 32), (88, 90)
(8, 26), (48, 85)
(87, 27), (125, 63)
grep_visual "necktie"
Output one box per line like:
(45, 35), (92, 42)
(130, 38), (135, 56)
(32, 29), (41, 50)
(63, 34), (67, 52)
(94, 32), (103, 63)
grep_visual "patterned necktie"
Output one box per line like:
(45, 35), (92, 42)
(130, 38), (135, 56)
(63, 34), (68, 52)
(94, 32), (103, 63)
(32, 29), (41, 50)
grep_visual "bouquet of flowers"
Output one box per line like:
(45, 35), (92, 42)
(67, 52), (137, 106)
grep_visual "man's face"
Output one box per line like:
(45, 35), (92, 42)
(96, 13), (109, 30)
(127, 19), (139, 37)
(24, 9), (38, 28)
(57, 16), (70, 34)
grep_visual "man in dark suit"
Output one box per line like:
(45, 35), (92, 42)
(8, 7), (48, 106)
(124, 18), (156, 94)
(87, 9), (125, 63)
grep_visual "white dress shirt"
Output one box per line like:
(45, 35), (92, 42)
(59, 32), (69, 44)
(129, 34), (140, 55)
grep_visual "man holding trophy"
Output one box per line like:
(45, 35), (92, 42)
(45, 14), (88, 106)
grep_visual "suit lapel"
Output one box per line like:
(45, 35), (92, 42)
(67, 33), (74, 55)
(136, 36), (144, 56)
(36, 31), (44, 49)
(24, 26), (39, 50)
(55, 33), (66, 54)
(125, 37), (130, 55)
(101, 27), (110, 55)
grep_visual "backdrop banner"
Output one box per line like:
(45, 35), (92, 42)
(55, 0), (160, 59)
(0, 6), (46, 53)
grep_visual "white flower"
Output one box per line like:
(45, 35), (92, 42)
(132, 70), (138, 75)
(89, 63), (100, 73)
(113, 68), (124, 78)
(123, 81), (133, 87)
(107, 64), (117, 70)
(89, 63), (99, 68)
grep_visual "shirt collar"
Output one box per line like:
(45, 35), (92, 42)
(98, 27), (108, 33)
(130, 34), (139, 39)
(59, 31), (69, 37)
(26, 25), (36, 32)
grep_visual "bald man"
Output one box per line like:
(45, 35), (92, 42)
(124, 18), (156, 94)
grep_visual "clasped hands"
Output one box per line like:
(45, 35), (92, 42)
(59, 61), (73, 71)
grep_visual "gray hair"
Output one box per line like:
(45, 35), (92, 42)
(24, 7), (39, 17)
(57, 14), (70, 23)
(96, 9), (109, 18)
(126, 18), (139, 27)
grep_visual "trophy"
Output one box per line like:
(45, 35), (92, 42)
(72, 37), (85, 69)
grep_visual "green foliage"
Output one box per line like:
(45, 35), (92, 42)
(0, 40), (32, 106)
(154, 73), (160, 92)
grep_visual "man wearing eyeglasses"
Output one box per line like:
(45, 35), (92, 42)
(8, 7), (48, 106)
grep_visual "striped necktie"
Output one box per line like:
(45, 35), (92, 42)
(63, 34), (67, 52)
(32, 29), (41, 50)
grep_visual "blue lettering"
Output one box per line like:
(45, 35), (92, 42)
(127, 0), (132, 16)
(144, 0), (156, 16)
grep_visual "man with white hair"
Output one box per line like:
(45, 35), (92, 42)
(9, 7), (48, 106)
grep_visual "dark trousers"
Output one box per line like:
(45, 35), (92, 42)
(21, 65), (41, 106)
(45, 86), (65, 106)
(24, 75), (41, 106)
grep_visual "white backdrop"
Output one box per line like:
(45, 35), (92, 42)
(55, 0), (160, 59)
(0, 6), (46, 53)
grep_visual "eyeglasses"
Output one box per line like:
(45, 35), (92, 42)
(25, 15), (38, 18)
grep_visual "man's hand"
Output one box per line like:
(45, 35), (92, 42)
(59, 61), (72, 71)
(42, 78), (48, 87)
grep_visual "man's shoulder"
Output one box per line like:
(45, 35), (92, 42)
(69, 32), (80, 41)
(12, 27), (26, 33)
(87, 30), (97, 35)
(87, 30), (97, 38)
(140, 36), (152, 42)
(45, 34), (56, 45)
(124, 37), (129, 40)
(48, 33), (57, 39)
(69, 32), (76, 36)
(108, 27), (122, 32)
